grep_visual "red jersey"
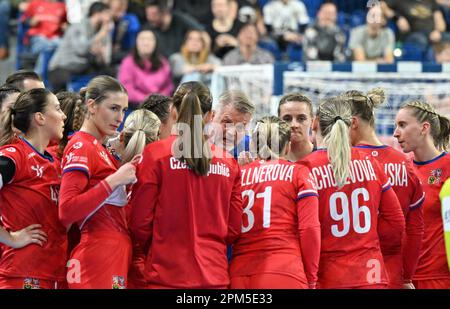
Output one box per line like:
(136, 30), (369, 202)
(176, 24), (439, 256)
(23, 0), (67, 39)
(413, 152), (450, 281)
(60, 131), (128, 234)
(130, 135), (242, 288)
(300, 148), (405, 288)
(46, 144), (61, 177)
(355, 144), (425, 285)
(230, 159), (320, 286)
(0, 138), (67, 281)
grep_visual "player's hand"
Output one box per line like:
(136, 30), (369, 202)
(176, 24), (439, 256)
(107, 163), (137, 189)
(130, 154), (142, 167)
(403, 280), (415, 289)
(9, 224), (47, 248)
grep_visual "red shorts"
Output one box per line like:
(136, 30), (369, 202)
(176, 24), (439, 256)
(0, 276), (64, 289)
(230, 273), (308, 289)
(67, 231), (132, 289)
(413, 278), (450, 289)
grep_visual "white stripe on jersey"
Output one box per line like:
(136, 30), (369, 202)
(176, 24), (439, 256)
(382, 180), (391, 191)
(63, 163), (89, 172)
(297, 189), (318, 197)
(410, 192), (425, 208)
(0, 173), (3, 190)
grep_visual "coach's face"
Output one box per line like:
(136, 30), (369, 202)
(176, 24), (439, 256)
(394, 108), (426, 153)
(212, 105), (252, 151)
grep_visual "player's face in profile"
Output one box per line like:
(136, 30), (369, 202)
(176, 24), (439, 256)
(92, 92), (129, 138)
(279, 101), (312, 145)
(394, 108), (423, 153)
(44, 93), (66, 142)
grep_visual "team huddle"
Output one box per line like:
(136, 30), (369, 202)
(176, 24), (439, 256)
(0, 71), (449, 289)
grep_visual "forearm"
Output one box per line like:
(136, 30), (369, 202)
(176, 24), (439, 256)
(59, 171), (112, 228)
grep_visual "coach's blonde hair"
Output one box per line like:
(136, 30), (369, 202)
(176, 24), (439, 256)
(252, 116), (291, 160)
(343, 87), (386, 128)
(401, 100), (450, 151)
(218, 89), (255, 116)
(121, 109), (160, 163)
(318, 96), (352, 188)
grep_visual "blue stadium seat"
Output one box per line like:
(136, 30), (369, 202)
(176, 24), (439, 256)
(337, 11), (348, 27)
(67, 74), (96, 92)
(258, 40), (282, 61)
(287, 43), (303, 62)
(335, 0), (367, 13)
(15, 12), (54, 86)
(397, 43), (424, 61)
(350, 10), (366, 27)
(302, 0), (323, 18)
(15, 12), (32, 70)
(257, 0), (271, 8)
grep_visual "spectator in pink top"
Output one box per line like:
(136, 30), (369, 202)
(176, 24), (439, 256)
(118, 27), (173, 107)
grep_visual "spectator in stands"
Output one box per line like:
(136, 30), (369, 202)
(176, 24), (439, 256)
(223, 22), (274, 65)
(349, 5), (395, 63)
(65, 0), (97, 24)
(434, 41), (450, 62)
(48, 1), (114, 92)
(141, 94), (175, 139)
(118, 28), (173, 106)
(382, 0), (447, 52)
(5, 70), (45, 91)
(206, 0), (243, 59)
(0, 85), (20, 113)
(263, 0), (309, 51)
(109, 0), (140, 65)
(0, 0), (10, 59)
(174, 0), (212, 27)
(437, 0), (450, 47)
(144, 0), (203, 58)
(236, 0), (267, 37)
(22, 0), (67, 77)
(303, 1), (346, 62)
(169, 30), (221, 87)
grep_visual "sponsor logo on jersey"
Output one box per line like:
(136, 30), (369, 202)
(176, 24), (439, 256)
(371, 151), (378, 157)
(23, 278), (40, 289)
(429, 168), (442, 184)
(66, 152), (74, 163)
(31, 164), (44, 178)
(99, 151), (113, 167)
(73, 142), (83, 149)
(5, 147), (16, 153)
(112, 276), (125, 289)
